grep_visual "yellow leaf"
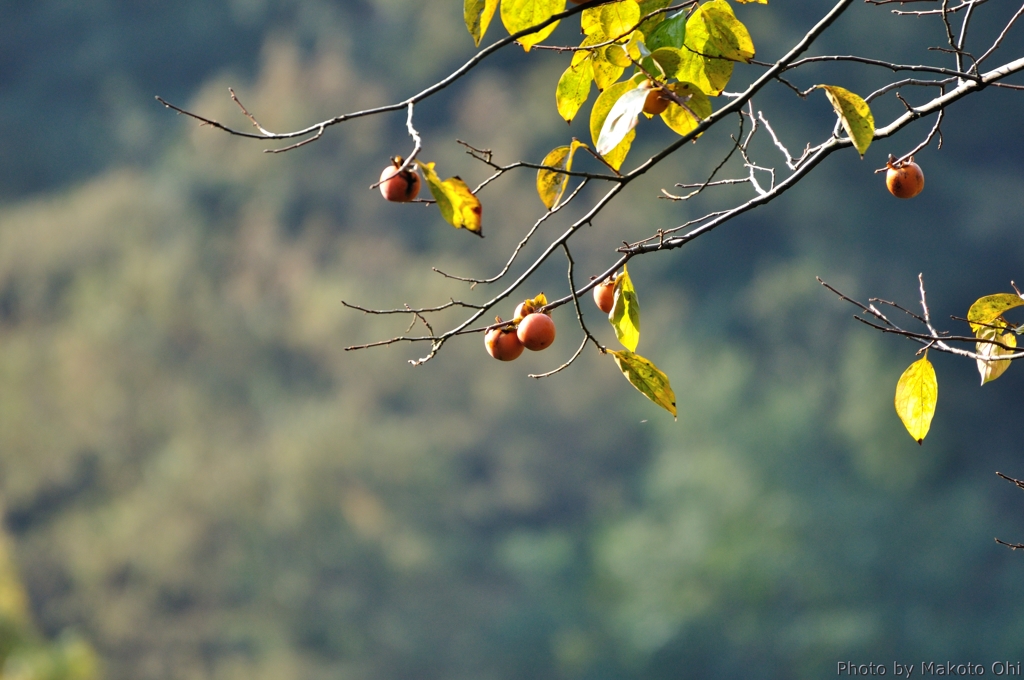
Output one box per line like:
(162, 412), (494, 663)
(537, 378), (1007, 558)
(700, 0), (755, 63)
(536, 139), (587, 209)
(610, 349), (677, 418)
(894, 354), (937, 444)
(556, 56), (594, 123)
(609, 265), (640, 351)
(464, 0), (500, 47)
(817, 85), (875, 157)
(967, 293), (1024, 332)
(597, 1), (641, 40)
(659, 82), (712, 137)
(976, 324), (1017, 385)
(501, 0), (565, 51)
(416, 161), (483, 236)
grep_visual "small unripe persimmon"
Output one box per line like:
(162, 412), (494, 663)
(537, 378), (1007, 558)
(642, 83), (670, 116)
(885, 158), (924, 199)
(379, 156), (421, 202)
(485, 326), (524, 361)
(593, 278), (616, 314)
(517, 313), (556, 351)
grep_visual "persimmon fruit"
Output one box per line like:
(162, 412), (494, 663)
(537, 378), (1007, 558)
(594, 278), (616, 314)
(485, 326), (524, 361)
(379, 156), (421, 202)
(517, 313), (556, 351)
(642, 83), (670, 116)
(885, 158), (924, 199)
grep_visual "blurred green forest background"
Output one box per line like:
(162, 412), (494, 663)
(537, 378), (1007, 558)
(2, 1), (1024, 678)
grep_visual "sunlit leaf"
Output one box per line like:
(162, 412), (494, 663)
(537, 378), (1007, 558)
(603, 42), (635, 68)
(645, 8), (687, 51)
(416, 161), (484, 236)
(967, 293), (1024, 332)
(660, 82), (712, 136)
(596, 86), (648, 156)
(501, 0), (565, 51)
(598, 0), (634, 39)
(676, 51), (731, 96)
(976, 324), (1017, 385)
(536, 139), (587, 209)
(609, 265), (640, 351)
(593, 56), (626, 91)
(700, 0), (755, 63)
(735, 0), (767, 4)
(609, 349), (677, 418)
(894, 354), (937, 444)
(464, 0), (500, 46)
(590, 80), (638, 169)
(817, 85), (875, 158)
(556, 55), (594, 122)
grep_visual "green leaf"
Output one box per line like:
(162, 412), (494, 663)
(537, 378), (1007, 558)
(645, 9), (687, 51)
(590, 80), (637, 169)
(659, 82), (711, 136)
(536, 139), (587, 209)
(464, 0), (500, 47)
(636, 0), (674, 36)
(609, 265), (640, 351)
(976, 324), (1016, 385)
(416, 161), (484, 236)
(967, 293), (1024, 332)
(609, 349), (677, 418)
(817, 85), (875, 157)
(501, 0), (565, 51)
(894, 354), (937, 444)
(596, 86), (648, 156)
(556, 55), (594, 122)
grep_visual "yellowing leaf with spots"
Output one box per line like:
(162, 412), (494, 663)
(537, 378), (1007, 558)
(501, 0), (565, 51)
(536, 139), (587, 209)
(464, 0), (500, 46)
(818, 85), (875, 157)
(609, 265), (640, 351)
(610, 350), (677, 418)
(967, 293), (1024, 332)
(976, 324), (1017, 385)
(660, 82), (712, 136)
(416, 161), (483, 236)
(894, 354), (937, 444)
(556, 53), (594, 122)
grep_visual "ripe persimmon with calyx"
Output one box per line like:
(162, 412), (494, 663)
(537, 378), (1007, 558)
(886, 156), (924, 199)
(379, 156), (421, 202)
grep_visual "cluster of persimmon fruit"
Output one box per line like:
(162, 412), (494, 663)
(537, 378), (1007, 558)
(484, 277), (619, 362)
(485, 297), (557, 361)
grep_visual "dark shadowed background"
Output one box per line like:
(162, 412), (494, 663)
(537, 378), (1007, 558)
(1, 1), (1024, 678)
